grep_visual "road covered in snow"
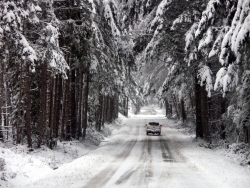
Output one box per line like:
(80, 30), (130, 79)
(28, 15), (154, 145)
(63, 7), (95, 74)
(82, 108), (211, 188)
(2, 106), (250, 188)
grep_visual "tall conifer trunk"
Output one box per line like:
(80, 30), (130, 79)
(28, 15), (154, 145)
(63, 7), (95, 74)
(61, 80), (67, 140)
(96, 87), (103, 131)
(77, 71), (83, 139)
(65, 74), (71, 140)
(201, 85), (210, 142)
(38, 62), (47, 147)
(48, 76), (55, 139)
(54, 75), (62, 138)
(195, 71), (203, 139)
(180, 99), (186, 122)
(71, 69), (77, 138)
(83, 72), (90, 138)
(25, 63), (32, 148)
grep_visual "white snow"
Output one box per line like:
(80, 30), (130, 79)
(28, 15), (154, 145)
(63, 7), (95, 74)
(171, 12), (192, 30)
(185, 23), (198, 51)
(208, 26), (230, 58)
(197, 65), (213, 97)
(195, 0), (220, 37)
(156, 0), (172, 17)
(214, 64), (236, 97)
(19, 34), (37, 64)
(219, 0), (250, 65)
(150, 0), (172, 28)
(1, 106), (250, 188)
(103, 0), (121, 36)
(3, 10), (16, 23)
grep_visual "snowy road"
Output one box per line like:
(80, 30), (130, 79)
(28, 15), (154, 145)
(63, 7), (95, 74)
(83, 115), (211, 188)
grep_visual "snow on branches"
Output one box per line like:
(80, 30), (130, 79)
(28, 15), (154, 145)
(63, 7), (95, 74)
(42, 23), (69, 78)
(150, 0), (172, 29)
(209, 26), (230, 58)
(198, 27), (214, 55)
(195, 0), (221, 38)
(197, 65), (213, 97)
(214, 66), (233, 97)
(186, 0), (250, 97)
(103, 0), (121, 36)
(185, 23), (198, 65)
(220, 0), (250, 65)
(171, 11), (192, 31)
(19, 34), (37, 70)
(185, 23), (198, 52)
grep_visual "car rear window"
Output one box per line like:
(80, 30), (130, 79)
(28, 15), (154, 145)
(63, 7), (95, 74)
(149, 122), (159, 125)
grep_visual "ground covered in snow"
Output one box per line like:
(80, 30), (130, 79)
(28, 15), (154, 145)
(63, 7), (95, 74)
(0, 106), (250, 188)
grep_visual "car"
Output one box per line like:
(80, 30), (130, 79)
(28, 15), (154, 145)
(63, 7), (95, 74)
(146, 122), (162, 135)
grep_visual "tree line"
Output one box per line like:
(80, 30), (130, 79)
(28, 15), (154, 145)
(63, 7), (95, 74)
(125, 0), (250, 145)
(1, 0), (249, 148)
(0, 0), (139, 148)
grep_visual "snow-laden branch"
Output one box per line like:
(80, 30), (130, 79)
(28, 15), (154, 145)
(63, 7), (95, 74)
(197, 65), (213, 97)
(220, 0), (250, 65)
(214, 64), (236, 97)
(20, 34), (37, 67)
(195, 0), (221, 38)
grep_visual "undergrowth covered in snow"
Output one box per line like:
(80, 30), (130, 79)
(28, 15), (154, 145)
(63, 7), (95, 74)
(0, 117), (124, 188)
(174, 120), (250, 167)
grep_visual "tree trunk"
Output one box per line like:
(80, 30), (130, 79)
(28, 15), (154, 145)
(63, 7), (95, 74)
(25, 63), (32, 148)
(65, 74), (71, 140)
(125, 97), (129, 117)
(82, 72), (90, 138)
(61, 80), (67, 140)
(96, 87), (103, 131)
(48, 76), (55, 139)
(16, 63), (23, 144)
(71, 69), (77, 139)
(122, 97), (128, 118)
(54, 75), (62, 138)
(101, 94), (105, 127)
(77, 71), (83, 139)
(165, 98), (168, 117)
(180, 99), (186, 122)
(171, 94), (180, 119)
(38, 62), (47, 147)
(201, 85), (210, 142)
(114, 93), (119, 119)
(195, 72), (203, 139)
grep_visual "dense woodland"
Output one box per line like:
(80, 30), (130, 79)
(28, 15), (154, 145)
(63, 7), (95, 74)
(0, 0), (250, 148)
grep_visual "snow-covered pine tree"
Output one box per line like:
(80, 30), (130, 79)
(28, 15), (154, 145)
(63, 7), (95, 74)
(0, 0), (42, 147)
(190, 0), (250, 144)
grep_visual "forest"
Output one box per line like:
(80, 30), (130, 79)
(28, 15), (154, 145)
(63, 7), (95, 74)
(0, 0), (250, 149)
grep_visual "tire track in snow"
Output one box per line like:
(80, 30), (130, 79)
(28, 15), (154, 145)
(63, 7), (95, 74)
(132, 134), (153, 187)
(83, 125), (140, 188)
(160, 137), (175, 163)
(115, 124), (151, 186)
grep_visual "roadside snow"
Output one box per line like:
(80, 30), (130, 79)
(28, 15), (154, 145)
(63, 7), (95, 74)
(166, 121), (250, 188)
(0, 106), (250, 188)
